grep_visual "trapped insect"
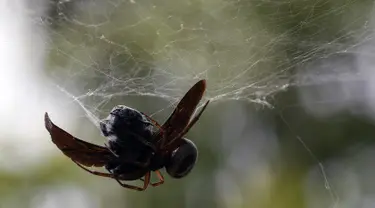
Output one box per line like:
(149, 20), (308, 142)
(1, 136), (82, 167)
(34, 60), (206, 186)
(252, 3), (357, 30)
(44, 80), (209, 191)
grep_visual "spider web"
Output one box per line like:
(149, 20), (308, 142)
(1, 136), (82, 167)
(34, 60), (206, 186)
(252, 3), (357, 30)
(28, 0), (375, 207)
(40, 0), (297, 120)
(38, 0), (373, 114)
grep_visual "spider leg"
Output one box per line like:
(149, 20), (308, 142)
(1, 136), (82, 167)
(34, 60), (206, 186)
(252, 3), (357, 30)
(115, 171), (151, 191)
(73, 161), (114, 178)
(150, 170), (164, 187)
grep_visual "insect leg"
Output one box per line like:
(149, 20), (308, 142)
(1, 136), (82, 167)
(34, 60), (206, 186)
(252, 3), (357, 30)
(139, 170), (164, 186)
(150, 170), (164, 187)
(73, 161), (114, 178)
(115, 172), (151, 191)
(73, 160), (152, 191)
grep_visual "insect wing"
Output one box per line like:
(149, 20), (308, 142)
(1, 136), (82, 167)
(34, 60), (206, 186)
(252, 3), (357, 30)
(44, 113), (113, 167)
(166, 99), (209, 151)
(159, 80), (207, 147)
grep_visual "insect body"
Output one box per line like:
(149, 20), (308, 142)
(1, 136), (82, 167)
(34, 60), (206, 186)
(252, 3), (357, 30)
(100, 105), (156, 164)
(44, 79), (209, 191)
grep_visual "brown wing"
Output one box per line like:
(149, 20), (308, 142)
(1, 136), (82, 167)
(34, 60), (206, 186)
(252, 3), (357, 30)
(44, 113), (113, 167)
(165, 99), (209, 151)
(158, 79), (207, 148)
